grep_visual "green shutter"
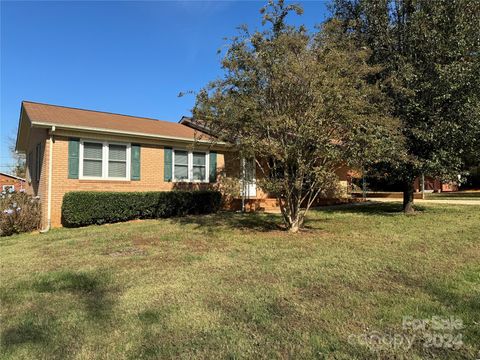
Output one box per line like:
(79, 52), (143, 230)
(209, 152), (217, 182)
(131, 144), (141, 180)
(68, 138), (80, 179)
(164, 147), (172, 182)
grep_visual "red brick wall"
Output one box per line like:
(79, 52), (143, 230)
(28, 128), (351, 228)
(48, 133), (227, 227)
(0, 174), (25, 192)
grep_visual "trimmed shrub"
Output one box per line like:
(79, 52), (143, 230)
(61, 190), (222, 227)
(1, 190), (41, 236)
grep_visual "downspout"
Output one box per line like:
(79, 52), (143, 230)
(40, 126), (55, 233)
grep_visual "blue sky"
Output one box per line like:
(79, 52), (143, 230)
(0, 0), (329, 171)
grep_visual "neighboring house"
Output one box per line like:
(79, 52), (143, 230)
(15, 101), (349, 229)
(0, 172), (26, 192)
(413, 176), (458, 193)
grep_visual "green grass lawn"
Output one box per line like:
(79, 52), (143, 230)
(1, 203), (479, 359)
(425, 191), (480, 201)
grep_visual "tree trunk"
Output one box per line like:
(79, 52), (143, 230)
(288, 215), (302, 233)
(287, 208), (306, 233)
(279, 198), (305, 233)
(403, 180), (415, 214)
(288, 218), (304, 233)
(289, 222), (300, 233)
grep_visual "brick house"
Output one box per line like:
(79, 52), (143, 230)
(15, 101), (349, 229)
(0, 172), (26, 193)
(413, 176), (459, 193)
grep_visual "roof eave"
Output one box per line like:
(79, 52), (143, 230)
(30, 121), (228, 146)
(0, 172), (26, 181)
(178, 116), (214, 135)
(15, 103), (32, 153)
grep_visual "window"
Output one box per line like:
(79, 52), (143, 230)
(174, 150), (189, 180)
(35, 143), (41, 182)
(192, 152), (206, 181)
(83, 142), (103, 177)
(108, 144), (127, 178)
(2, 185), (14, 193)
(80, 140), (131, 180)
(173, 149), (209, 182)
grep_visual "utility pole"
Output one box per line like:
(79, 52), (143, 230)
(421, 173), (425, 200)
(362, 171), (367, 200)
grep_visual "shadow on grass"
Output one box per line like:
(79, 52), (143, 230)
(171, 203), (423, 233)
(1, 316), (53, 347)
(170, 202), (431, 234)
(311, 202), (427, 216)
(170, 211), (282, 232)
(31, 270), (116, 319)
(0, 308), (79, 359)
(1, 269), (117, 355)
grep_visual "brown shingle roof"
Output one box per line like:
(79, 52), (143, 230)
(22, 101), (212, 142)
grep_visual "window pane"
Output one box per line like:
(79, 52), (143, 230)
(192, 166), (206, 181)
(84, 159), (102, 177)
(108, 161), (126, 178)
(109, 144), (126, 161)
(84, 142), (103, 159)
(192, 152), (206, 166)
(174, 165), (188, 180)
(174, 150), (188, 165)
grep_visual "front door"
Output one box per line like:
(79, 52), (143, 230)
(241, 158), (256, 198)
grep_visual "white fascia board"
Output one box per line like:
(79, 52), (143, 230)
(30, 121), (227, 146)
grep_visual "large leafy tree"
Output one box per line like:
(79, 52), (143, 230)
(194, 0), (399, 232)
(333, 0), (480, 212)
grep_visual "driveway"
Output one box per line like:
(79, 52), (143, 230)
(368, 197), (480, 206)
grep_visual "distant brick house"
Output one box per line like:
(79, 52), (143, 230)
(0, 172), (26, 193)
(413, 176), (458, 193)
(15, 101), (349, 229)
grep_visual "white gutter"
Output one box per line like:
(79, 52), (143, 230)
(40, 126), (55, 233)
(30, 121), (227, 146)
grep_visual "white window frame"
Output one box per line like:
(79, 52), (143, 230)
(79, 139), (131, 180)
(2, 185), (15, 192)
(172, 149), (209, 183)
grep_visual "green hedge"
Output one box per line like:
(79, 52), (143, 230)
(62, 190), (222, 227)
